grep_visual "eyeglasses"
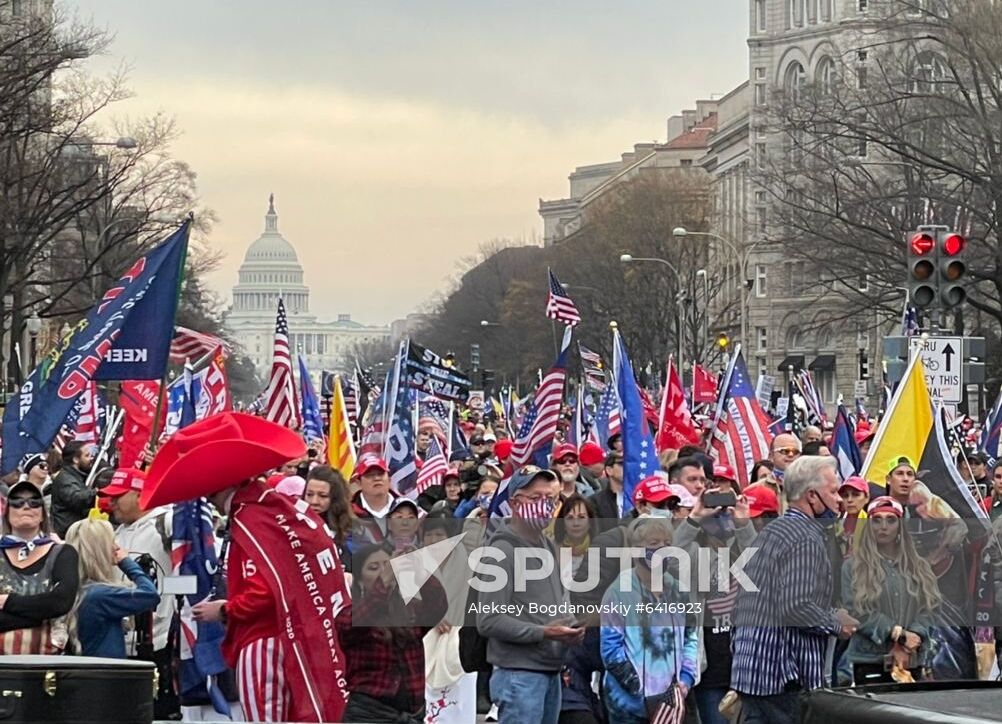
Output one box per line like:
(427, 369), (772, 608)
(8, 498), (43, 510)
(774, 448), (801, 457)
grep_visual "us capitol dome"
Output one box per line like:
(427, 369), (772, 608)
(227, 195), (389, 377)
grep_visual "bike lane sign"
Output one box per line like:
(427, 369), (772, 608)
(908, 336), (963, 404)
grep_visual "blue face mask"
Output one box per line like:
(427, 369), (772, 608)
(644, 547), (661, 565)
(477, 494), (493, 511)
(811, 491), (838, 525)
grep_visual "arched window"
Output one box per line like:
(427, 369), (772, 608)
(785, 325), (804, 350)
(816, 56), (836, 95)
(784, 61), (806, 101)
(910, 51), (947, 94)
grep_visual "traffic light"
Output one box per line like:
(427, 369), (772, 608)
(470, 343), (480, 371)
(715, 332), (730, 350)
(859, 350), (869, 380)
(907, 229), (936, 309)
(937, 230), (967, 308)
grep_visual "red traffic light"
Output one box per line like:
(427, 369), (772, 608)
(909, 232), (935, 255)
(942, 233), (965, 256)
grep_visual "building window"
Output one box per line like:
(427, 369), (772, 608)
(11, 0), (23, 16)
(821, 0), (832, 21)
(755, 0), (767, 31)
(680, 158), (692, 167)
(807, 0), (817, 24)
(788, 0), (803, 27)
(858, 273), (869, 291)
(816, 57), (836, 95)
(755, 67), (767, 81)
(755, 264), (767, 297)
(757, 327), (768, 351)
(757, 356), (768, 380)
(817, 366), (836, 403)
(755, 142), (767, 164)
(784, 61), (806, 101)
(755, 83), (767, 105)
(858, 0), (868, 13)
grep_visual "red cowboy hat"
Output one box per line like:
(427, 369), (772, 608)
(140, 412), (307, 509)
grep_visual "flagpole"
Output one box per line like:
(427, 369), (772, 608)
(706, 345), (740, 453)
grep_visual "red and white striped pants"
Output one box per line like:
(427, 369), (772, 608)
(237, 636), (288, 722)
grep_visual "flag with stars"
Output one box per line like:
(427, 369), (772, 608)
(510, 331), (570, 468)
(709, 349), (773, 485)
(830, 404), (862, 481)
(594, 383), (622, 448)
(545, 268), (581, 327)
(383, 341), (419, 498)
(613, 329), (658, 515)
(297, 356), (325, 444)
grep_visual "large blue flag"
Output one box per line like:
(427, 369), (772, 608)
(298, 357), (324, 443)
(831, 404), (863, 481)
(613, 329), (658, 515)
(384, 341), (419, 498)
(2, 222), (188, 473)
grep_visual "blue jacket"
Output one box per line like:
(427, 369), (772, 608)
(77, 558), (160, 658)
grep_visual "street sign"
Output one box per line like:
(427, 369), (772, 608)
(908, 335), (963, 403)
(853, 380), (868, 398)
(755, 374), (775, 411)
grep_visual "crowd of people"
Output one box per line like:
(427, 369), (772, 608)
(0, 404), (1000, 724)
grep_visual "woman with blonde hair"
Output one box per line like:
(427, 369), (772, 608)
(65, 516), (160, 658)
(841, 496), (941, 684)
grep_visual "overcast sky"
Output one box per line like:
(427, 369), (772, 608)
(71, 0), (748, 326)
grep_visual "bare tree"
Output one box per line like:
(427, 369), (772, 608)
(759, 0), (1002, 340)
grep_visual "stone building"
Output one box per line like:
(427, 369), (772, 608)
(226, 196), (389, 377)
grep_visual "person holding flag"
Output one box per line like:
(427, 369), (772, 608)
(140, 412), (351, 723)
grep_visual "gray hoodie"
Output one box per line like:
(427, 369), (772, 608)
(476, 523), (570, 672)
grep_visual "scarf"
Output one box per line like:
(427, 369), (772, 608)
(0, 535), (51, 561)
(567, 535), (591, 558)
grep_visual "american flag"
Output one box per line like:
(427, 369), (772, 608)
(415, 437), (449, 494)
(510, 345), (569, 467)
(593, 384), (622, 446)
(169, 327), (231, 365)
(262, 298), (300, 428)
(343, 374), (359, 427)
(709, 350), (773, 485)
(578, 343), (607, 391)
(545, 269), (581, 327)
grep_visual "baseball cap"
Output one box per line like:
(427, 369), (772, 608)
(551, 443), (578, 462)
(483, 432), (497, 443)
(666, 483), (696, 508)
(354, 455), (390, 478)
(99, 468), (147, 498)
(867, 495), (904, 517)
(506, 466), (559, 498)
(743, 483), (780, 518)
(633, 475), (674, 506)
(389, 497), (421, 516)
(578, 443), (605, 467)
(885, 455), (916, 476)
(838, 476), (869, 495)
(712, 464), (737, 483)
(493, 439), (514, 462)
(275, 475), (306, 498)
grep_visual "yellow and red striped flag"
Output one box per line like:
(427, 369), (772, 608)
(327, 374), (356, 479)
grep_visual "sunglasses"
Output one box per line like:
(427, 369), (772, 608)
(8, 497), (43, 510)
(774, 448), (801, 457)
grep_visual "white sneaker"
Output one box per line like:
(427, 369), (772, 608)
(486, 703), (499, 722)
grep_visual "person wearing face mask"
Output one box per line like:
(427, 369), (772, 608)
(671, 484), (754, 724)
(600, 517), (700, 724)
(476, 466), (583, 724)
(730, 455), (859, 724)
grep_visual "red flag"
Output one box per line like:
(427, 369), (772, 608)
(117, 379), (162, 468)
(636, 386), (660, 429)
(201, 347), (232, 416)
(693, 364), (719, 406)
(656, 358), (700, 452)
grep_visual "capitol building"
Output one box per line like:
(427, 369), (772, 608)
(226, 196), (390, 377)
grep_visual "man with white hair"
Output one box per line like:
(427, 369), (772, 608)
(730, 455), (859, 724)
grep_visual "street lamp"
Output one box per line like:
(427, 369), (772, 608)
(480, 320), (501, 327)
(673, 226), (758, 352)
(619, 253), (686, 375)
(25, 311), (41, 369)
(696, 269), (709, 360)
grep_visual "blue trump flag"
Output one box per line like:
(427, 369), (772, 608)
(384, 341), (419, 498)
(2, 222), (189, 473)
(298, 356), (324, 442)
(831, 404), (863, 482)
(613, 329), (658, 515)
